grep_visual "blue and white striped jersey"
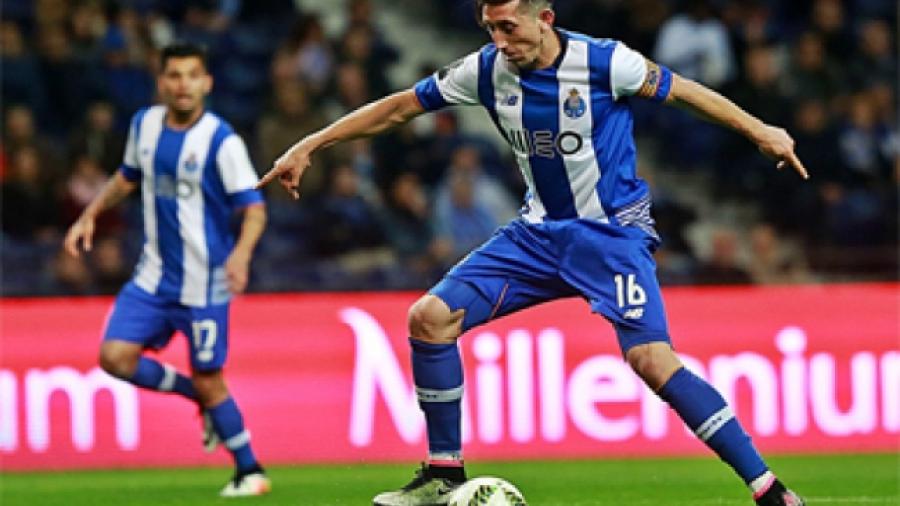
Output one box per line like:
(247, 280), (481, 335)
(119, 105), (263, 307)
(414, 30), (672, 232)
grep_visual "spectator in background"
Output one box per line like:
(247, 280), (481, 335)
(693, 227), (752, 285)
(433, 165), (499, 261)
(378, 172), (451, 282)
(747, 222), (812, 285)
(333, 62), (371, 112)
(839, 93), (893, 184)
(619, 0), (670, 56)
(721, 0), (781, 61)
(101, 7), (156, 123)
(91, 236), (131, 295)
(342, 0), (399, 84)
(258, 81), (329, 198)
(782, 32), (842, 104)
(3, 105), (61, 169)
(809, 0), (853, 67)
(307, 162), (389, 270)
(434, 145), (518, 227)
(848, 19), (896, 91)
(69, 101), (126, 174)
(1, 21), (47, 122)
(654, 0), (734, 89)
(273, 14), (334, 97)
(48, 248), (93, 295)
(38, 24), (103, 135)
(1, 146), (60, 243)
(338, 25), (393, 99)
(60, 155), (124, 239)
(68, 0), (106, 60)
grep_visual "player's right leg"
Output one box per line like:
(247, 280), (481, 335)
(178, 302), (270, 498)
(373, 222), (569, 506)
(99, 283), (197, 401)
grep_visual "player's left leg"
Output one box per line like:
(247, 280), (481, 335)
(179, 303), (270, 498)
(626, 343), (803, 505)
(563, 221), (803, 505)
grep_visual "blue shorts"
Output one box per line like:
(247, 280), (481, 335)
(103, 282), (230, 371)
(430, 219), (670, 354)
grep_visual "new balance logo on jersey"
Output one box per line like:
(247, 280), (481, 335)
(506, 128), (584, 158)
(623, 308), (644, 320)
(499, 94), (519, 106)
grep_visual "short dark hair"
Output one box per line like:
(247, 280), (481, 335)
(160, 43), (208, 72)
(474, 0), (553, 22)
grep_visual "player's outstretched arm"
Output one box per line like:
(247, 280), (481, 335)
(258, 89), (426, 199)
(64, 172), (137, 257)
(665, 73), (809, 180)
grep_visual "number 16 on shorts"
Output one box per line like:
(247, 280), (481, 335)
(615, 274), (646, 319)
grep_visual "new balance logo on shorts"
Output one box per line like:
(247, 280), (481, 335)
(623, 308), (644, 320)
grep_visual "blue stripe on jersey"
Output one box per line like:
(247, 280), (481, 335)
(521, 68), (577, 219)
(153, 127), (187, 301)
(229, 189), (264, 208)
(586, 40), (648, 215)
(477, 46), (508, 143)
(413, 76), (448, 111)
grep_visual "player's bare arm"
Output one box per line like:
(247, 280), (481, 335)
(64, 172), (137, 256)
(650, 66), (809, 180)
(225, 203), (266, 294)
(257, 89), (426, 199)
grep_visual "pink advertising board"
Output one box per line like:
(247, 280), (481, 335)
(1, 284), (897, 470)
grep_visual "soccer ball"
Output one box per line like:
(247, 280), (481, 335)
(449, 476), (527, 506)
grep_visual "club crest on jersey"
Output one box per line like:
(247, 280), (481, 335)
(563, 88), (586, 118)
(184, 153), (199, 172)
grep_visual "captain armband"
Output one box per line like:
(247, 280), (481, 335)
(635, 60), (673, 103)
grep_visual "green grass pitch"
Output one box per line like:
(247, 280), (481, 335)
(2, 453), (897, 505)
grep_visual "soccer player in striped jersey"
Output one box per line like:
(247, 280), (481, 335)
(259, 1), (807, 505)
(65, 43), (270, 497)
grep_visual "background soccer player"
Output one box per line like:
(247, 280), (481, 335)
(259, 1), (808, 505)
(64, 43), (270, 498)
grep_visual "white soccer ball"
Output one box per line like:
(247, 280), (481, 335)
(449, 476), (527, 506)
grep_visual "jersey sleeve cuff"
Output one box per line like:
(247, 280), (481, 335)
(228, 189), (264, 209)
(413, 76), (449, 111)
(119, 164), (141, 182)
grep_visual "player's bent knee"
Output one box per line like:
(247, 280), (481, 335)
(408, 295), (462, 344)
(626, 342), (682, 391)
(98, 341), (141, 378)
(192, 369), (229, 407)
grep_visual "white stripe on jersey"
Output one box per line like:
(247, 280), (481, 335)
(177, 113), (218, 307)
(134, 106), (166, 295)
(558, 39), (608, 223)
(490, 55), (547, 223)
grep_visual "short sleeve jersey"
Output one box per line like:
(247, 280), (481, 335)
(414, 30), (672, 228)
(120, 105), (264, 307)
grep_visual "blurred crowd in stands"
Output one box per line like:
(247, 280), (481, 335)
(1, 0), (896, 296)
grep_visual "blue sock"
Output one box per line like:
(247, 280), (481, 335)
(208, 397), (259, 473)
(128, 357), (197, 401)
(658, 367), (768, 484)
(410, 339), (463, 459)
